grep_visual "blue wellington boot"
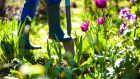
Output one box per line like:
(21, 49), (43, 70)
(18, 0), (41, 49)
(46, 4), (71, 42)
(19, 24), (41, 49)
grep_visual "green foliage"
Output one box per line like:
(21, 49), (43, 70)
(0, 19), (18, 62)
(0, 0), (140, 79)
(74, 36), (83, 64)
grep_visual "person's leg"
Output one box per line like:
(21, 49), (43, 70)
(46, 0), (75, 54)
(20, 0), (39, 24)
(45, 0), (71, 42)
(19, 0), (41, 49)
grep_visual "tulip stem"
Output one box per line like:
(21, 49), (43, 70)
(97, 25), (99, 41)
(105, 26), (107, 51)
(102, 9), (105, 16)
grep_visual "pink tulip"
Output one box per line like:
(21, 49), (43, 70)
(80, 21), (89, 32)
(94, 0), (107, 8)
(96, 17), (105, 25)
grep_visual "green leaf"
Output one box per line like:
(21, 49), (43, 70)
(131, 6), (137, 14)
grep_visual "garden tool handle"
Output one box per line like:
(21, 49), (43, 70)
(65, 0), (71, 36)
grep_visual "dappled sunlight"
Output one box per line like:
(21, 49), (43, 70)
(0, 0), (140, 79)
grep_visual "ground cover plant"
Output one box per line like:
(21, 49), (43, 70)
(0, 0), (140, 79)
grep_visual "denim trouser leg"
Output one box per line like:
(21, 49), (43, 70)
(20, 0), (39, 25)
(45, 0), (66, 41)
(20, 0), (61, 24)
(45, 0), (61, 4)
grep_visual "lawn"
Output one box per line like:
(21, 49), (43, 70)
(0, 0), (140, 79)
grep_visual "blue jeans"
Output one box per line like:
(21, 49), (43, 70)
(20, 0), (61, 24)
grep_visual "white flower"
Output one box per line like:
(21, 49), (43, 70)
(115, 58), (123, 68)
(106, 67), (114, 76)
(116, 42), (122, 47)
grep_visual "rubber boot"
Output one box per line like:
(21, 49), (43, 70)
(46, 4), (71, 42)
(18, 0), (41, 49)
(18, 24), (41, 49)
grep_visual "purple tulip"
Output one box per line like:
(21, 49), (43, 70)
(96, 17), (105, 25)
(80, 21), (89, 32)
(94, 0), (107, 8)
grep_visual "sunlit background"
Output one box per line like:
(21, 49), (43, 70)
(0, 0), (140, 79)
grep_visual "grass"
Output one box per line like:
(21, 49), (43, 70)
(0, 0), (140, 79)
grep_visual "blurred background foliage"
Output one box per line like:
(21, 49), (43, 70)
(0, 0), (140, 79)
(0, 0), (134, 20)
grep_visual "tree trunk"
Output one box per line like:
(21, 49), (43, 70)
(0, 0), (6, 17)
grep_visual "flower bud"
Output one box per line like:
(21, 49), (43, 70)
(80, 21), (89, 32)
(96, 17), (105, 25)
(94, 0), (107, 8)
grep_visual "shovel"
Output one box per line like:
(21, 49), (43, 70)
(63, 0), (75, 54)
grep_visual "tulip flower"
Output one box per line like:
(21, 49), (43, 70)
(96, 17), (105, 25)
(129, 0), (137, 2)
(80, 21), (89, 32)
(94, 0), (107, 8)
